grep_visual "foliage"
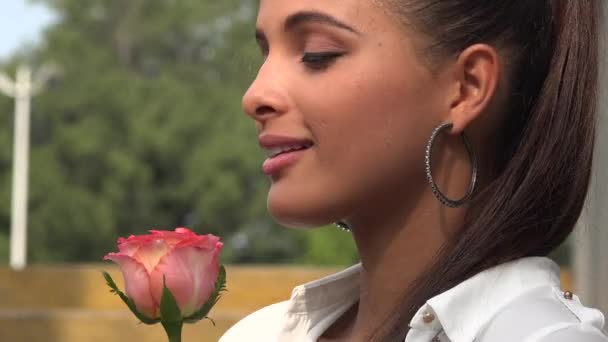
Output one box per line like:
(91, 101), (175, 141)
(0, 0), (358, 265)
(300, 226), (359, 266)
(103, 271), (160, 325)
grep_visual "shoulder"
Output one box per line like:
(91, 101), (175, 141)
(478, 286), (607, 342)
(219, 301), (290, 342)
(531, 322), (608, 342)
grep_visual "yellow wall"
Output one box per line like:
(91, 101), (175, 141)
(0, 265), (573, 342)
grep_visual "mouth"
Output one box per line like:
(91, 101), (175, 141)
(267, 142), (314, 158)
(262, 144), (314, 175)
(258, 134), (315, 176)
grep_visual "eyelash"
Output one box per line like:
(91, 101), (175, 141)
(301, 52), (344, 71)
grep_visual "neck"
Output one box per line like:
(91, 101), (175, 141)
(338, 191), (466, 341)
(321, 139), (475, 341)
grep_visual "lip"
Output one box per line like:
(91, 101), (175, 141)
(262, 148), (310, 175)
(258, 134), (314, 149)
(258, 134), (314, 176)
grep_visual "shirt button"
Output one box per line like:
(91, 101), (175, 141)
(423, 312), (436, 323)
(564, 291), (574, 300)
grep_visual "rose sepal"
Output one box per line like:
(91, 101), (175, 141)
(102, 271), (161, 325)
(183, 265), (227, 324)
(160, 276), (183, 342)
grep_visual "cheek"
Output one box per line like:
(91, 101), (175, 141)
(306, 64), (438, 180)
(266, 49), (443, 227)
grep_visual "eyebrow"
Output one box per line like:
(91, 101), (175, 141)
(255, 10), (361, 42)
(284, 11), (361, 35)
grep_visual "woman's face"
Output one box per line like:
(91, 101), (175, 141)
(243, 1), (452, 228)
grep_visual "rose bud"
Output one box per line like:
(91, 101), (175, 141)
(103, 227), (224, 321)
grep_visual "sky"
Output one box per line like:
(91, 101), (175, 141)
(0, 0), (56, 59)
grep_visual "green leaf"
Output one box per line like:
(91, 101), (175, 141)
(102, 271), (160, 325)
(160, 275), (184, 341)
(160, 275), (182, 322)
(184, 264), (227, 324)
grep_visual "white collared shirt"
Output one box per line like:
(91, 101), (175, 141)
(219, 257), (608, 341)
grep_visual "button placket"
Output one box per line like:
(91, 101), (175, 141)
(431, 330), (449, 342)
(421, 309), (441, 331)
(423, 312), (436, 324)
(406, 305), (444, 342)
(411, 306), (442, 331)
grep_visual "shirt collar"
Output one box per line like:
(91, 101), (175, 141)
(287, 263), (361, 313)
(285, 256), (560, 341)
(413, 256), (561, 342)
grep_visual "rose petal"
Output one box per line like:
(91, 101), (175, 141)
(132, 238), (172, 273)
(117, 234), (155, 257)
(103, 253), (158, 319)
(175, 227), (195, 235)
(175, 234), (222, 250)
(149, 244), (221, 317)
(149, 228), (197, 247)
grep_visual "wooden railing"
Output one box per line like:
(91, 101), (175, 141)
(0, 265), (573, 342)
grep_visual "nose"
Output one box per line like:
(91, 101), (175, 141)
(242, 61), (289, 124)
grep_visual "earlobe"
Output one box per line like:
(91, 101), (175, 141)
(449, 44), (500, 135)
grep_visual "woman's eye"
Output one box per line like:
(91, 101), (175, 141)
(301, 52), (344, 71)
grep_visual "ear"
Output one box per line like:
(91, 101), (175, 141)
(448, 44), (500, 135)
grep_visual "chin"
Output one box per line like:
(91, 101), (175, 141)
(267, 199), (326, 229)
(266, 184), (334, 229)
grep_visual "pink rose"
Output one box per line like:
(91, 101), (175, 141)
(104, 227), (223, 319)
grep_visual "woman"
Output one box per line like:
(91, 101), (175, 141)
(221, 1), (607, 341)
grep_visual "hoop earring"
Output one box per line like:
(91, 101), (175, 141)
(334, 221), (351, 232)
(425, 122), (478, 208)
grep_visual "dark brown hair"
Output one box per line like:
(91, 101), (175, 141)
(380, 1), (601, 340)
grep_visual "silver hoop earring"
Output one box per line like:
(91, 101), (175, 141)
(334, 221), (351, 232)
(425, 122), (478, 208)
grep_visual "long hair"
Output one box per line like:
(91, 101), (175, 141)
(380, 1), (601, 340)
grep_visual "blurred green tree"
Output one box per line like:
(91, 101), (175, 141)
(0, 0), (357, 265)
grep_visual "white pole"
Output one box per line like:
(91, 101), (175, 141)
(573, 1), (608, 313)
(9, 66), (32, 270)
(0, 64), (57, 270)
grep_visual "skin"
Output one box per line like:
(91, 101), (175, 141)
(242, 1), (502, 340)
